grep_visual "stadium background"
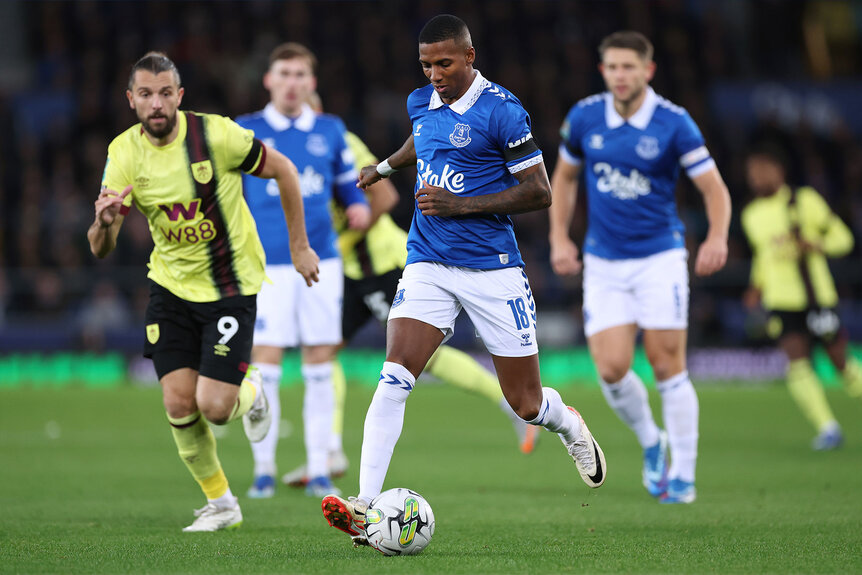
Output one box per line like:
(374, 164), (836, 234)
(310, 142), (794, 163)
(0, 0), (860, 386)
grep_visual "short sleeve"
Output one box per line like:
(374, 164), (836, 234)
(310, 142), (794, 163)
(101, 139), (134, 212)
(493, 99), (542, 175)
(674, 112), (715, 178)
(219, 116), (264, 175)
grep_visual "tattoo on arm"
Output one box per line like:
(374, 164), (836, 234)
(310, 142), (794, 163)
(459, 164), (551, 215)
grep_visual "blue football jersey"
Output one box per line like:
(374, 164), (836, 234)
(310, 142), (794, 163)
(237, 103), (364, 264)
(406, 71), (543, 269)
(559, 87), (715, 260)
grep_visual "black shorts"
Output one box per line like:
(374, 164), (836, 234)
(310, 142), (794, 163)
(342, 268), (402, 342)
(144, 281), (256, 385)
(767, 308), (843, 343)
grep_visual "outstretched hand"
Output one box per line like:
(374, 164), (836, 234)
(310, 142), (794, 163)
(94, 185), (132, 228)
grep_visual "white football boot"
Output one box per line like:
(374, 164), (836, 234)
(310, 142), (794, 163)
(182, 498), (243, 532)
(562, 407), (606, 488)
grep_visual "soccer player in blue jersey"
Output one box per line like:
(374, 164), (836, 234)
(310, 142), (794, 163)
(549, 31), (732, 504)
(237, 43), (371, 499)
(321, 15), (606, 546)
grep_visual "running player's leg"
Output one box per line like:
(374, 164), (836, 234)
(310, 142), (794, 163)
(146, 282), (246, 531)
(779, 328), (841, 449)
(188, 291), (262, 527)
(328, 359), (349, 469)
(634, 248), (693, 503)
(323, 318), (443, 543)
(463, 266), (605, 487)
(642, 329), (697, 503)
(584, 253), (663, 495)
(247, 346), (283, 497)
(822, 321), (862, 399)
(283, 274), (374, 488)
(299, 258), (345, 496)
(322, 263), (453, 543)
(248, 265), (298, 497)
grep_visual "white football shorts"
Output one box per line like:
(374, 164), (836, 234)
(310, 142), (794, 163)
(387, 261), (539, 357)
(582, 248), (689, 338)
(254, 258), (343, 348)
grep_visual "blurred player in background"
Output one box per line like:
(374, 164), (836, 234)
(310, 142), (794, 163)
(237, 43), (370, 499)
(279, 93), (537, 489)
(742, 143), (862, 450)
(88, 52), (318, 531)
(322, 14), (606, 547)
(549, 31), (731, 504)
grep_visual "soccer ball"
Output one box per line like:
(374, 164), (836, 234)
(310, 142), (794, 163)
(364, 488), (435, 556)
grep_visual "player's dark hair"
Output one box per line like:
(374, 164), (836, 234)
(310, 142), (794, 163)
(748, 140), (790, 174)
(599, 31), (654, 62)
(269, 42), (318, 75)
(128, 51), (181, 91)
(418, 14), (472, 48)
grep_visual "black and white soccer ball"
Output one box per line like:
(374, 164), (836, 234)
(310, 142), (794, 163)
(364, 488), (435, 556)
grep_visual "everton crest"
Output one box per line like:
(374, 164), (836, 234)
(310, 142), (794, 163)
(449, 123), (472, 148)
(635, 135), (660, 160)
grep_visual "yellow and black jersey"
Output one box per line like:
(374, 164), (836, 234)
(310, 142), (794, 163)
(333, 132), (408, 281)
(741, 185), (854, 311)
(102, 111), (267, 302)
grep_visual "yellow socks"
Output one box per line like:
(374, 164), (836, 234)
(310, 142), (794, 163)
(428, 345), (503, 404)
(332, 359), (346, 440)
(227, 372), (258, 423)
(167, 411), (229, 500)
(786, 359), (838, 432)
(841, 357), (862, 398)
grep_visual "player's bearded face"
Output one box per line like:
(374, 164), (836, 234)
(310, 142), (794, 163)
(600, 48), (654, 105)
(419, 39), (476, 104)
(140, 107), (178, 139)
(128, 70), (183, 141)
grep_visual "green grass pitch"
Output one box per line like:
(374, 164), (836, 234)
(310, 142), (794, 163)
(1, 382), (861, 574)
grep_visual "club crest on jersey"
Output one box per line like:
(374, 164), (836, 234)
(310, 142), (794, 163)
(146, 323), (160, 344)
(635, 135), (660, 160)
(191, 160), (213, 184)
(449, 123), (472, 148)
(306, 134), (329, 157)
(392, 288), (405, 308)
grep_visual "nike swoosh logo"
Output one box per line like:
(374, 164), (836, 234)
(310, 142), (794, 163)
(587, 439), (604, 484)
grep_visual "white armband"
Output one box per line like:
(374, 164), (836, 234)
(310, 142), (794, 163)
(376, 159), (396, 177)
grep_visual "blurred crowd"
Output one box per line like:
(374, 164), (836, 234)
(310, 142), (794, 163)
(0, 0), (860, 351)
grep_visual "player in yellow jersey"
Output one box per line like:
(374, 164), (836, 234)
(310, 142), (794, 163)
(278, 93), (538, 489)
(741, 143), (861, 450)
(87, 52), (319, 531)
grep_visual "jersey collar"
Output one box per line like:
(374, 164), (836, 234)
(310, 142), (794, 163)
(605, 86), (658, 130)
(428, 70), (489, 115)
(263, 102), (317, 132)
